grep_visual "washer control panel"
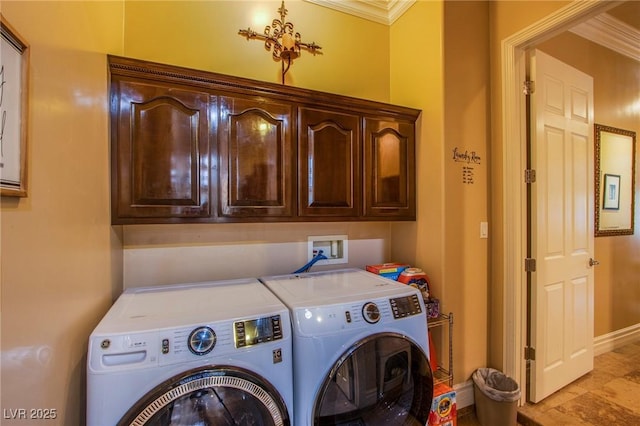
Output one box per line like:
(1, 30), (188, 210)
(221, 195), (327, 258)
(90, 310), (291, 372)
(390, 294), (422, 319)
(234, 315), (283, 348)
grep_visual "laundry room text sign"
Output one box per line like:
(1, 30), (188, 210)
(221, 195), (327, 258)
(452, 147), (481, 185)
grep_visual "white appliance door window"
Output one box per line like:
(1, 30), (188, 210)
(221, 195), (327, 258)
(118, 367), (290, 426)
(314, 334), (433, 425)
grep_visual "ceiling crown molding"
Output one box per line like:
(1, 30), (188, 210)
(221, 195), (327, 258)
(304, 0), (416, 25)
(569, 13), (640, 62)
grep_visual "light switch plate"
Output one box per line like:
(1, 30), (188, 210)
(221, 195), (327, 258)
(480, 222), (489, 239)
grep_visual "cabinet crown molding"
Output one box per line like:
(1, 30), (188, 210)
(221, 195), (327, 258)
(108, 55), (420, 120)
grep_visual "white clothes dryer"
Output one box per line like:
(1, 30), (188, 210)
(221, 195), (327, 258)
(87, 278), (293, 426)
(260, 268), (434, 426)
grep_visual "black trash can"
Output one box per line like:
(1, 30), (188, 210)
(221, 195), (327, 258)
(472, 368), (521, 426)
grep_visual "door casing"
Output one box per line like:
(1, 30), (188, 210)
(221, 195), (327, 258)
(500, 0), (614, 404)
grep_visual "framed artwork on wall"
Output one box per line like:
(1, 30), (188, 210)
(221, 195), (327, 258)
(0, 14), (30, 197)
(602, 174), (620, 210)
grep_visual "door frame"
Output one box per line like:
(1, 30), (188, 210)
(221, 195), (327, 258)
(501, 0), (614, 402)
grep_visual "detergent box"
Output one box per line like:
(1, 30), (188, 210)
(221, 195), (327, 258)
(428, 383), (457, 426)
(365, 263), (409, 280)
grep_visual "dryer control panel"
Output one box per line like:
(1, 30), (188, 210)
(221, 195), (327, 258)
(294, 291), (426, 337)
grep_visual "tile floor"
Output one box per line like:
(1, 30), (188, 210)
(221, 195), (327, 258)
(457, 340), (640, 426)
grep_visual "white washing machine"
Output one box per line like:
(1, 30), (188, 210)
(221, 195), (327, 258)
(260, 268), (434, 426)
(87, 278), (293, 426)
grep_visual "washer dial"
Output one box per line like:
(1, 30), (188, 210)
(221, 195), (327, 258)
(362, 302), (381, 324)
(188, 326), (216, 355)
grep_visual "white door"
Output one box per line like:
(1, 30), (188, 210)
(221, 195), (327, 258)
(529, 49), (595, 403)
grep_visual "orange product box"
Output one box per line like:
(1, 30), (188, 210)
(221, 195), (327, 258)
(365, 263), (409, 280)
(427, 383), (457, 426)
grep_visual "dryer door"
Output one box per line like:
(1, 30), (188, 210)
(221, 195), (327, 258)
(314, 333), (433, 425)
(118, 366), (290, 426)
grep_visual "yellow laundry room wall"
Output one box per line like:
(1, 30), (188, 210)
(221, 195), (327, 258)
(441, 0), (490, 388)
(389, 0), (491, 388)
(0, 2), (123, 425)
(122, 0), (391, 101)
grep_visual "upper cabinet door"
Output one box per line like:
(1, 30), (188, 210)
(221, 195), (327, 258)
(298, 107), (361, 218)
(218, 96), (295, 219)
(363, 118), (416, 219)
(111, 79), (211, 223)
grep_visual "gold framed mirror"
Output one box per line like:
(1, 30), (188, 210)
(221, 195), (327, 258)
(594, 124), (636, 237)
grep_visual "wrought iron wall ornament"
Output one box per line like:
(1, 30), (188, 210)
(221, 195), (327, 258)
(239, 1), (322, 84)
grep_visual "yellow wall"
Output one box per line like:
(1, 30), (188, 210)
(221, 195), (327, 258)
(442, 0), (490, 382)
(389, 2), (444, 282)
(390, 0), (491, 385)
(122, 0), (391, 101)
(0, 2), (123, 424)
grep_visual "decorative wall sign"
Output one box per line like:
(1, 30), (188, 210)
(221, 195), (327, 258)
(0, 15), (29, 197)
(452, 147), (481, 165)
(453, 147), (481, 184)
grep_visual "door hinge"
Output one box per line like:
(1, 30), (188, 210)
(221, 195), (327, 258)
(525, 346), (536, 361)
(525, 258), (536, 272)
(525, 169), (536, 183)
(523, 80), (535, 95)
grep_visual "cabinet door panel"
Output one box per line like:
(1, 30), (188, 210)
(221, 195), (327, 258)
(364, 118), (415, 219)
(131, 98), (196, 203)
(218, 97), (294, 218)
(299, 108), (361, 217)
(113, 80), (210, 222)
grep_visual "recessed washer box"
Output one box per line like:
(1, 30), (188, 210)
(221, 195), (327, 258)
(307, 235), (348, 265)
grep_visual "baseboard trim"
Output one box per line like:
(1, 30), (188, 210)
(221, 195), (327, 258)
(594, 323), (640, 356)
(453, 380), (475, 409)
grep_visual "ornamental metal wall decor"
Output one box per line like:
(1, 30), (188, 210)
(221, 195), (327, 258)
(239, 1), (322, 84)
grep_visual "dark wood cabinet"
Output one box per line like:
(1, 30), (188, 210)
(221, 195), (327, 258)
(363, 118), (416, 218)
(298, 107), (361, 217)
(109, 55), (420, 224)
(218, 96), (295, 219)
(111, 78), (211, 222)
